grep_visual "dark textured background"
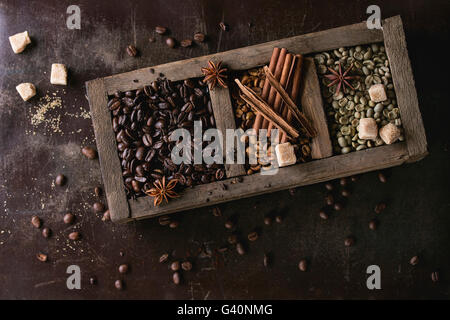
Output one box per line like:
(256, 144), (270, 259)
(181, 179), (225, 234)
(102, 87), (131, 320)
(0, 0), (449, 299)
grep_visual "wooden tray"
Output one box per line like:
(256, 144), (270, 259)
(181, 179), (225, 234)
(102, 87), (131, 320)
(86, 15), (427, 223)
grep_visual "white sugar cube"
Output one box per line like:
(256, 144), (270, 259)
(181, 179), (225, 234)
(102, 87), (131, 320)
(379, 123), (401, 144)
(368, 84), (387, 102)
(9, 31), (31, 54)
(358, 118), (378, 140)
(50, 63), (67, 85)
(275, 142), (296, 167)
(16, 83), (36, 101)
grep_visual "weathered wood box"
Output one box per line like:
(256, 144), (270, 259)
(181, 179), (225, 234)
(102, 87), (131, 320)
(86, 16), (427, 223)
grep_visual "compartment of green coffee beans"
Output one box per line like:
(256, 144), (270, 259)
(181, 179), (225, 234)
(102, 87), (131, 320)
(313, 42), (404, 155)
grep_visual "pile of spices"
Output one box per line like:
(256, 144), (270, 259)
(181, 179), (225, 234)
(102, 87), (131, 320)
(313, 43), (404, 154)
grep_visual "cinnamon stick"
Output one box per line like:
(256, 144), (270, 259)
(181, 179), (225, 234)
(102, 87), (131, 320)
(261, 48), (287, 129)
(235, 79), (299, 139)
(252, 47), (281, 132)
(263, 66), (317, 137)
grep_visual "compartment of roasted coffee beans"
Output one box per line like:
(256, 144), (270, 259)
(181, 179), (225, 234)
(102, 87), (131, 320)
(108, 77), (225, 199)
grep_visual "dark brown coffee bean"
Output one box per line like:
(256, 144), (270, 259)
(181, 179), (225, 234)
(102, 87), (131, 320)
(55, 174), (66, 186)
(325, 182), (333, 191)
(169, 221), (179, 229)
(42, 227), (51, 238)
(149, 36), (156, 43)
(181, 261), (192, 271)
(118, 264), (129, 274)
(340, 177), (349, 186)
(212, 207), (222, 217)
(374, 202), (387, 214)
(350, 175), (359, 182)
(63, 213), (75, 224)
(264, 216), (272, 226)
(224, 220), (234, 229)
(126, 45), (137, 57)
(410, 255), (419, 266)
(344, 236), (355, 247)
(172, 272), (181, 285)
(170, 261), (180, 271)
(93, 202), (105, 213)
(94, 186), (102, 197)
(341, 189), (351, 197)
(166, 37), (176, 48)
(159, 216), (171, 226)
(31, 215), (41, 228)
(219, 22), (228, 31)
(298, 259), (308, 271)
(102, 210), (111, 222)
(236, 242), (245, 255)
(319, 209), (329, 220)
(378, 172), (387, 183)
(193, 32), (205, 42)
(81, 146), (97, 159)
(325, 193), (334, 206)
(333, 202), (343, 211)
(69, 231), (80, 240)
(247, 231), (258, 242)
(159, 253), (169, 263)
(180, 39), (192, 47)
(155, 26), (167, 34)
(37, 252), (48, 262)
(227, 234), (238, 245)
(89, 276), (97, 285)
(263, 253), (270, 267)
(431, 271), (439, 283)
(115, 279), (124, 290)
(369, 219), (378, 230)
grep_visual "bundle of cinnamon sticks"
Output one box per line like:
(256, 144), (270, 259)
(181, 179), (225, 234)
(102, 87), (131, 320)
(236, 47), (316, 142)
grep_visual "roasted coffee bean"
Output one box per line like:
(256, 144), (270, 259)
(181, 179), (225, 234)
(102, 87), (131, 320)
(149, 36), (156, 43)
(236, 242), (245, 255)
(118, 264), (129, 274)
(69, 231), (80, 240)
(247, 231), (258, 242)
(333, 202), (343, 211)
(227, 234), (238, 245)
(94, 187), (102, 197)
(378, 172), (387, 183)
(181, 261), (192, 271)
(31, 215), (41, 228)
(224, 220), (234, 229)
(37, 252), (48, 262)
(369, 219), (378, 230)
(55, 174), (66, 186)
(341, 189), (351, 197)
(319, 209), (329, 220)
(325, 194), (334, 206)
(193, 32), (206, 42)
(159, 253), (169, 263)
(344, 236), (355, 247)
(212, 207), (222, 217)
(170, 261), (180, 271)
(410, 256), (419, 266)
(275, 215), (283, 223)
(155, 26), (167, 34)
(350, 175), (359, 182)
(166, 37), (176, 48)
(298, 259), (308, 271)
(180, 39), (192, 47)
(115, 279), (124, 290)
(169, 221), (179, 229)
(172, 272), (181, 285)
(339, 177), (348, 186)
(374, 202), (387, 214)
(263, 253), (270, 267)
(63, 213), (75, 224)
(102, 210), (111, 222)
(126, 45), (138, 57)
(431, 271), (439, 283)
(219, 22), (229, 31)
(93, 202), (105, 213)
(264, 216), (272, 226)
(325, 182), (333, 191)
(42, 227), (51, 238)
(81, 146), (97, 159)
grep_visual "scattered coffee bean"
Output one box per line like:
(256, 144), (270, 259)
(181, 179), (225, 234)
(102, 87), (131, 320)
(264, 216), (272, 226)
(119, 250), (125, 257)
(149, 36), (156, 43)
(118, 264), (129, 274)
(171, 261), (180, 271)
(369, 219), (378, 230)
(31, 215), (41, 228)
(81, 146), (97, 159)
(344, 236), (355, 247)
(159, 216), (171, 226)
(374, 202), (387, 214)
(115, 279), (124, 290)
(341, 189), (351, 197)
(159, 253), (169, 263)
(166, 37), (176, 48)
(431, 271), (439, 283)
(319, 209), (329, 220)
(169, 221), (179, 229)
(410, 255), (419, 266)
(350, 175), (359, 182)
(298, 259), (308, 271)
(236, 242), (245, 255)
(93, 202), (105, 213)
(89, 276), (97, 285)
(219, 22), (228, 31)
(126, 45), (138, 57)
(68, 231), (80, 240)
(55, 174), (66, 186)
(212, 207), (222, 217)
(63, 213), (75, 224)
(194, 32), (205, 42)
(325, 182), (334, 191)
(325, 193), (334, 206)
(37, 252), (48, 262)
(173, 272), (181, 285)
(275, 215), (283, 223)
(333, 202), (343, 211)
(247, 231), (258, 242)
(227, 234), (238, 245)
(155, 26), (167, 35)
(263, 253), (270, 267)
(181, 261), (192, 271)
(42, 227), (51, 238)
(340, 177), (348, 186)
(288, 188), (296, 196)
(378, 172), (387, 183)
(180, 39), (192, 47)
(102, 210), (111, 222)
(225, 220), (234, 229)
(94, 186), (102, 197)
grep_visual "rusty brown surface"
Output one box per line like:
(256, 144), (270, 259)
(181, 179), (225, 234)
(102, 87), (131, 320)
(0, 0), (449, 299)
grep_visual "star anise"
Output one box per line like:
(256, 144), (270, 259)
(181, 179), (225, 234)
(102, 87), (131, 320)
(201, 60), (228, 89)
(145, 176), (180, 206)
(324, 62), (358, 95)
